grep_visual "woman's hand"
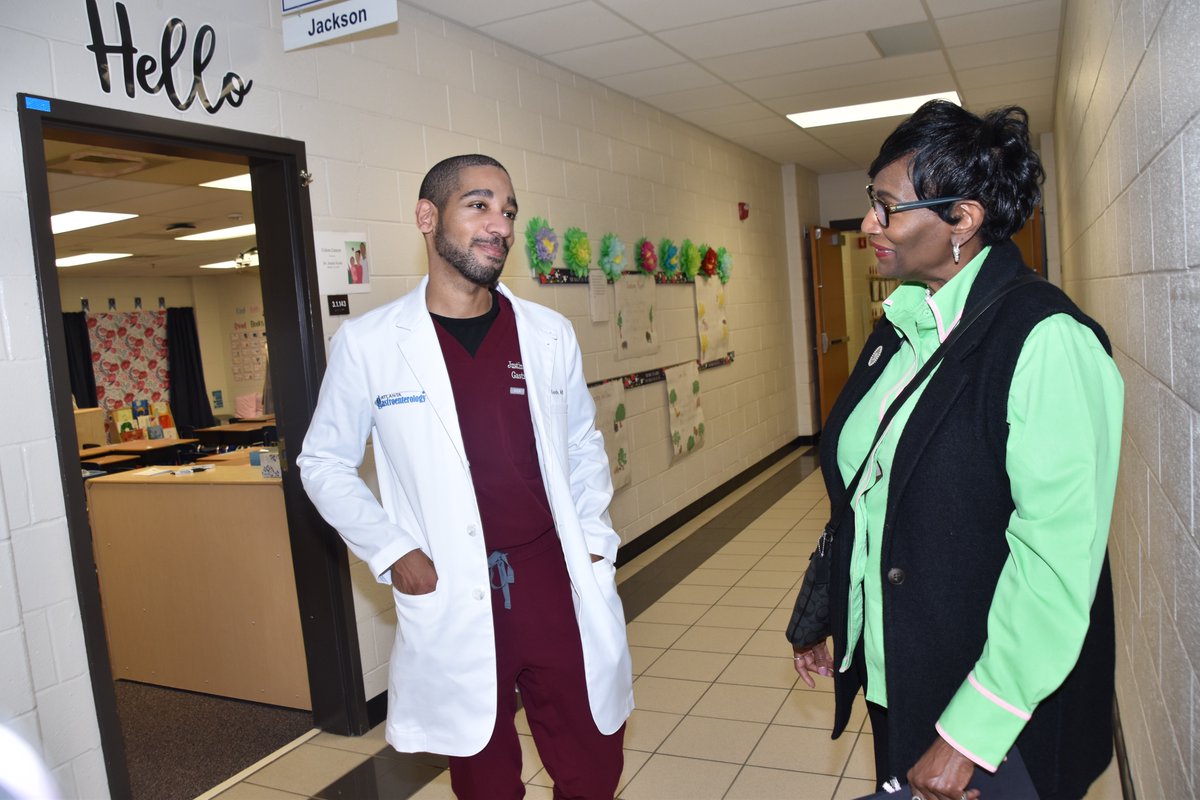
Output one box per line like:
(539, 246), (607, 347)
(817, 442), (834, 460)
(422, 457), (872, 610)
(907, 738), (980, 800)
(792, 640), (833, 687)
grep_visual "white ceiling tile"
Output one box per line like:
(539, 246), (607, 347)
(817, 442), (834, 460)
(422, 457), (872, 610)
(764, 73), (957, 116)
(699, 34), (879, 83)
(961, 78), (1055, 107)
(545, 36), (687, 78)
(735, 51), (949, 102)
(481, 2), (641, 56)
(601, 63), (724, 98)
(946, 30), (1059, 70)
(705, 116), (800, 139)
(926, 0), (1045, 18)
(596, 0), (813, 32)
(956, 56), (1057, 90)
(675, 103), (780, 128)
(658, 0), (926, 59)
(399, 0), (579, 29)
(935, 0), (1061, 46)
(642, 84), (758, 114)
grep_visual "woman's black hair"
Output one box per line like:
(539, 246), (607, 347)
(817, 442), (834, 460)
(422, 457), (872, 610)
(868, 100), (1044, 244)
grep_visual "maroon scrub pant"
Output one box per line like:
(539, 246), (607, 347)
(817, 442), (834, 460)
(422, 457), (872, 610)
(449, 530), (625, 799)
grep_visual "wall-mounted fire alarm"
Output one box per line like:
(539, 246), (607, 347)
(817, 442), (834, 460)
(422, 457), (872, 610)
(738, 202), (750, 221)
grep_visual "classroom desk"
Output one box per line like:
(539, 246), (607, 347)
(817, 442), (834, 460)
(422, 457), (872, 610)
(79, 454), (140, 469)
(85, 466), (310, 710)
(80, 438), (199, 466)
(235, 414), (276, 424)
(195, 449), (254, 466)
(192, 423), (271, 448)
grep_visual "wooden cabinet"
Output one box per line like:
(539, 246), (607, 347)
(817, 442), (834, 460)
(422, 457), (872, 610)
(86, 467), (310, 709)
(73, 407), (107, 446)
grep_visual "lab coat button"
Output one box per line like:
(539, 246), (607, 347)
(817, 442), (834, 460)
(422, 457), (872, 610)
(472, 588), (485, 601)
(467, 525), (477, 537)
(886, 567), (905, 585)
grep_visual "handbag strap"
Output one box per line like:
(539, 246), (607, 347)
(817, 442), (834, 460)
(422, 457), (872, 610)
(818, 270), (1042, 554)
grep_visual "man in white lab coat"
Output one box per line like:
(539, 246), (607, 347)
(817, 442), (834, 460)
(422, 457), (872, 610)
(297, 155), (632, 799)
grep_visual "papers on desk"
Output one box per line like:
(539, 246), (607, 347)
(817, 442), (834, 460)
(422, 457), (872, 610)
(134, 465), (214, 477)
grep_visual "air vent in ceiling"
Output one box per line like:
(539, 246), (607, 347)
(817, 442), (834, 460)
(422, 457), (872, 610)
(47, 150), (149, 178)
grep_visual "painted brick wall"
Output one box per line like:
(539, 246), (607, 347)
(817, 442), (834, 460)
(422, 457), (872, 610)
(1054, 0), (1199, 795)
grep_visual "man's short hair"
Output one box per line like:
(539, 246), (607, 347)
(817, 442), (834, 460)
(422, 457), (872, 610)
(419, 154), (510, 212)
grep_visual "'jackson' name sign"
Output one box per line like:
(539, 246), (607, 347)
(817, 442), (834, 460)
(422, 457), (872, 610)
(281, 0), (398, 51)
(84, 0), (252, 114)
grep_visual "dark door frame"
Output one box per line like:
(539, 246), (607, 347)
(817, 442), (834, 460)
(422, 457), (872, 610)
(16, 94), (369, 797)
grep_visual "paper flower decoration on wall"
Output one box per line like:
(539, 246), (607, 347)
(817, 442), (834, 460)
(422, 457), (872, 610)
(636, 238), (657, 274)
(598, 233), (626, 281)
(716, 247), (732, 284)
(701, 245), (718, 277)
(680, 239), (701, 279)
(525, 217), (558, 276)
(562, 227), (592, 277)
(658, 238), (680, 276)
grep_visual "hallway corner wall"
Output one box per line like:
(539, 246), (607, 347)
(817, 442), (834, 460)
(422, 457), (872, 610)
(1055, 1), (1199, 796)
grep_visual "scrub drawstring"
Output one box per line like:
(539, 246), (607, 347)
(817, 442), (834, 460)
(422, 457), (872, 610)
(488, 551), (515, 610)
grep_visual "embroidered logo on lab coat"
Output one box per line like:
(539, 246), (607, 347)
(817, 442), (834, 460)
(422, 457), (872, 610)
(375, 391), (427, 409)
(868, 345), (883, 367)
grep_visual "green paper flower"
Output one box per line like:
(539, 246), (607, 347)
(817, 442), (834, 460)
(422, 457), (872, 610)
(680, 239), (701, 279)
(562, 227), (592, 277)
(598, 233), (625, 281)
(659, 239), (680, 276)
(716, 246), (732, 284)
(525, 217), (557, 276)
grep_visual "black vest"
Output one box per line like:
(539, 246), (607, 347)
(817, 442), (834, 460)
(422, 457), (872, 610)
(820, 241), (1115, 799)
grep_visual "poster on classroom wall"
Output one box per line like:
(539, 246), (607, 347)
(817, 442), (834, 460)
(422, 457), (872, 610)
(664, 362), (705, 463)
(694, 275), (730, 363)
(589, 381), (631, 491)
(315, 231), (370, 295)
(614, 274), (659, 361)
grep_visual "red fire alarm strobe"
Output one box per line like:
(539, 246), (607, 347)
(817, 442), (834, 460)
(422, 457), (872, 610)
(738, 202), (750, 220)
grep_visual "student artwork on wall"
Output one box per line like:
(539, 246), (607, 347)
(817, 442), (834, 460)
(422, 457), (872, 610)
(694, 275), (730, 363)
(589, 381), (631, 491)
(230, 305), (268, 385)
(614, 273), (659, 361)
(664, 362), (705, 462)
(315, 231), (370, 295)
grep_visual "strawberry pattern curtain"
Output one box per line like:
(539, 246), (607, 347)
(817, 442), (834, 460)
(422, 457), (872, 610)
(87, 311), (170, 412)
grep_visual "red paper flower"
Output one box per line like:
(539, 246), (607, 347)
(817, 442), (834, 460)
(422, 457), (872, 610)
(637, 238), (658, 273)
(701, 247), (718, 276)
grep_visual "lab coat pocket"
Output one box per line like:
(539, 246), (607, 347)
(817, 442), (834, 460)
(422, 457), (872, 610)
(392, 584), (443, 647)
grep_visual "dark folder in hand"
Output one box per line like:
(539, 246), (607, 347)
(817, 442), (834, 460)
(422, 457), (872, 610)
(854, 747), (1039, 799)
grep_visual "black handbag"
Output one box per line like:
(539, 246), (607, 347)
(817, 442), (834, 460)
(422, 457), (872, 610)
(786, 272), (1041, 650)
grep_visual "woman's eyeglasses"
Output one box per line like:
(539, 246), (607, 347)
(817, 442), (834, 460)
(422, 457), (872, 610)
(866, 184), (965, 228)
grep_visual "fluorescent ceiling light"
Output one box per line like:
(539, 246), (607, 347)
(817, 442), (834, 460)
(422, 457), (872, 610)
(175, 223), (256, 241)
(56, 252), (132, 268)
(51, 210), (137, 234)
(787, 91), (961, 128)
(199, 174), (252, 192)
(198, 260), (240, 270)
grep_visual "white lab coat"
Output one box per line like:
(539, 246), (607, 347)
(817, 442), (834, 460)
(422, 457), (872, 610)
(297, 278), (633, 756)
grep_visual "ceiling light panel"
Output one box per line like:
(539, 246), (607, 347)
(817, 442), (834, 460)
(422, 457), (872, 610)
(56, 252), (133, 268)
(50, 210), (138, 234)
(199, 174), (252, 192)
(788, 91), (961, 128)
(175, 223), (257, 241)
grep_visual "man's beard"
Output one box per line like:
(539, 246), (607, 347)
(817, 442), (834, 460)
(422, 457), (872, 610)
(435, 226), (508, 287)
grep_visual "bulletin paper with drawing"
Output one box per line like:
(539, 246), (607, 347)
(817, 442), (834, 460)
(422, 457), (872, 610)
(614, 273), (659, 361)
(664, 362), (705, 462)
(694, 275), (730, 363)
(590, 381), (631, 491)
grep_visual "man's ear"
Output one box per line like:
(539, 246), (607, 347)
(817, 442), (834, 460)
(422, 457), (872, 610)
(951, 199), (986, 243)
(415, 198), (438, 234)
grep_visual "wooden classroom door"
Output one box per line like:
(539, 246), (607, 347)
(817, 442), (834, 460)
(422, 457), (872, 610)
(808, 225), (850, 424)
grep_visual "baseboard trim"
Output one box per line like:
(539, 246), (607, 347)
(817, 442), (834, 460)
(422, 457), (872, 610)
(1113, 694), (1135, 800)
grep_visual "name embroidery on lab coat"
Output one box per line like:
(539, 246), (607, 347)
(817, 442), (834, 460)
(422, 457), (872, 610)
(508, 361), (526, 395)
(376, 391), (427, 409)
